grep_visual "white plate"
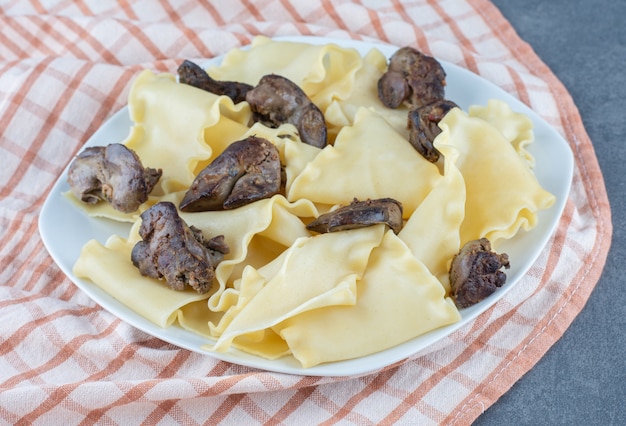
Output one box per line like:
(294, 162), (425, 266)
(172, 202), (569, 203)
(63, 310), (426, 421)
(39, 36), (573, 377)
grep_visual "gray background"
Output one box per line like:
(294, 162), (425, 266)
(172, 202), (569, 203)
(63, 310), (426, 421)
(475, 0), (625, 424)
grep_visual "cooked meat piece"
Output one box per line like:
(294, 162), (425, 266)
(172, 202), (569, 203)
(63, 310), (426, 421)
(245, 74), (327, 148)
(131, 201), (229, 294)
(67, 143), (162, 213)
(178, 59), (253, 104)
(378, 46), (447, 109)
(408, 99), (459, 163)
(306, 198), (404, 234)
(377, 70), (409, 110)
(449, 238), (510, 308)
(179, 136), (281, 212)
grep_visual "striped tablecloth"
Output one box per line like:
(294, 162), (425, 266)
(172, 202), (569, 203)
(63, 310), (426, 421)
(0, 1), (611, 424)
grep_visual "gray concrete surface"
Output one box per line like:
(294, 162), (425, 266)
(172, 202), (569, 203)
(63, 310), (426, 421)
(475, 0), (626, 424)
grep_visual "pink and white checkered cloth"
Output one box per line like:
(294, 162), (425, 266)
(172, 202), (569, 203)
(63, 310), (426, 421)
(0, 1), (611, 424)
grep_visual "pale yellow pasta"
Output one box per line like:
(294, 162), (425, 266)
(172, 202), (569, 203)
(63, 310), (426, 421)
(158, 193), (320, 313)
(73, 236), (211, 328)
(469, 99), (536, 167)
(398, 144), (466, 292)
(288, 107), (442, 218)
(324, 48), (410, 138)
(438, 107), (556, 243)
(69, 38), (557, 368)
(208, 36), (363, 112)
(227, 328), (292, 360)
(275, 230), (461, 368)
(123, 69), (251, 190)
(62, 190), (141, 223)
(177, 299), (220, 338)
(207, 225), (386, 354)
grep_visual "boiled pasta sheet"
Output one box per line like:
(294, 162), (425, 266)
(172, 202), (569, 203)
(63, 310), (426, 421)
(185, 192), (320, 346)
(207, 36), (363, 114)
(62, 68), (253, 223)
(180, 193), (320, 313)
(287, 107), (443, 218)
(73, 233), (213, 328)
(275, 230), (461, 368)
(68, 38), (558, 369)
(262, 147), (464, 367)
(73, 191), (320, 333)
(398, 144), (466, 293)
(123, 69), (252, 191)
(438, 104), (556, 244)
(206, 225), (387, 357)
(324, 48), (411, 139)
(469, 99), (536, 167)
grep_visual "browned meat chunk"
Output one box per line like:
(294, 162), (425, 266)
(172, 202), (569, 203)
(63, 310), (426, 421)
(180, 136), (281, 212)
(131, 201), (229, 294)
(246, 74), (327, 148)
(178, 60), (253, 104)
(449, 238), (510, 308)
(408, 99), (459, 163)
(67, 143), (161, 213)
(306, 198), (404, 234)
(378, 46), (447, 109)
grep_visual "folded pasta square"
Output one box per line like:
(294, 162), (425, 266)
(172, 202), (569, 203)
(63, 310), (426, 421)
(469, 99), (536, 167)
(324, 48), (411, 138)
(73, 193), (320, 336)
(73, 236), (214, 328)
(130, 192), (321, 314)
(123, 69), (251, 190)
(275, 230), (461, 368)
(438, 106), (556, 243)
(288, 107), (443, 218)
(399, 144), (466, 292)
(206, 224), (387, 355)
(208, 36), (363, 111)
